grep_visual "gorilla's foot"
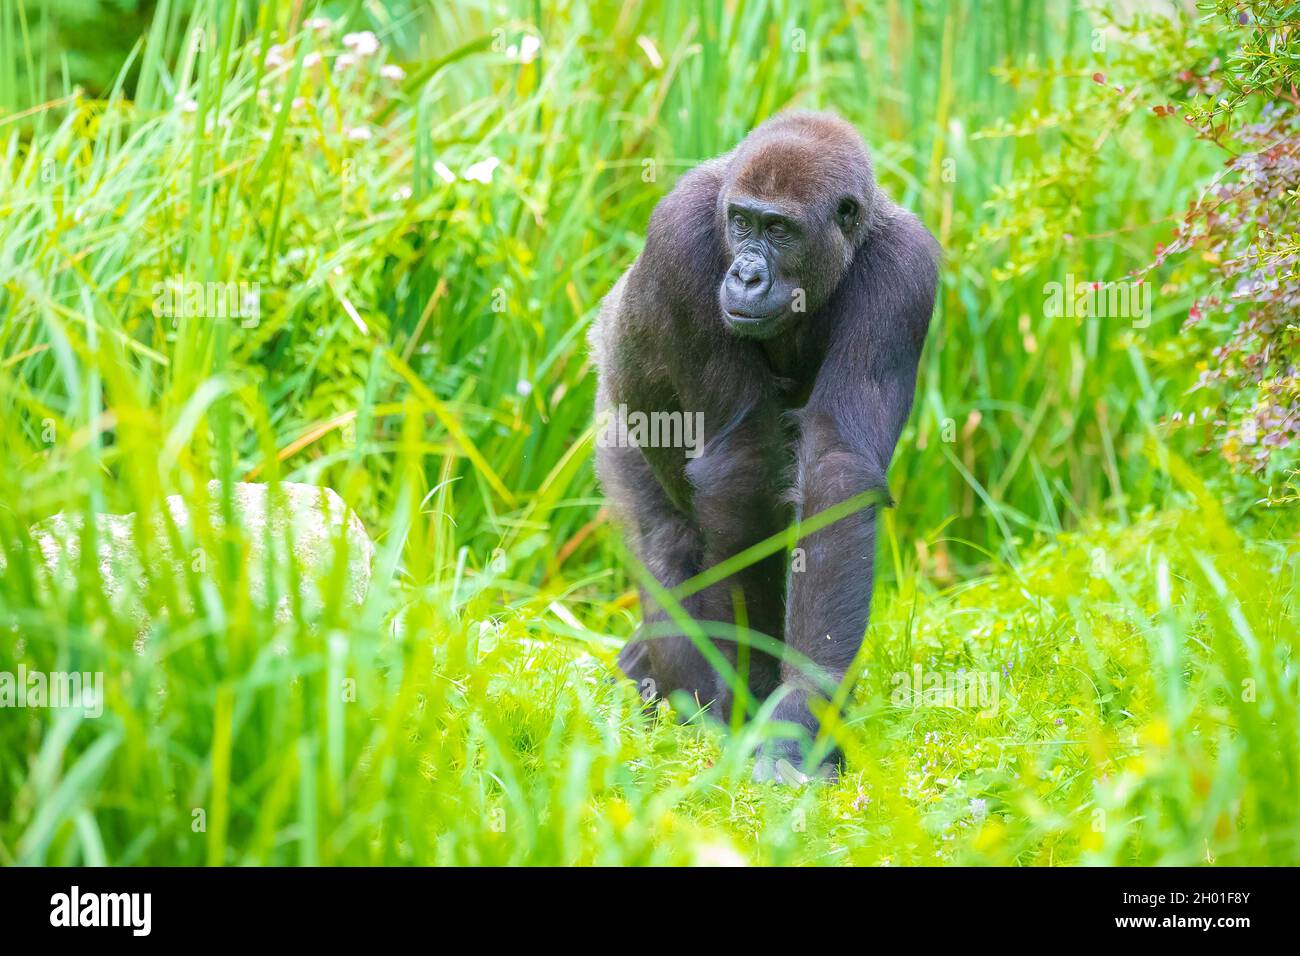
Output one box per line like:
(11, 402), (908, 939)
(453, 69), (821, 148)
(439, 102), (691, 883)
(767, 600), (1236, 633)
(615, 637), (653, 685)
(750, 738), (839, 786)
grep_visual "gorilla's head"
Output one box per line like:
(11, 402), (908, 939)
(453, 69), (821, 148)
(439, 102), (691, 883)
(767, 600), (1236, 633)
(716, 112), (877, 340)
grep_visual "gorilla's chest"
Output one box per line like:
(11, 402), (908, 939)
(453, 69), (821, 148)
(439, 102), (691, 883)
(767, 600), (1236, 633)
(759, 327), (822, 409)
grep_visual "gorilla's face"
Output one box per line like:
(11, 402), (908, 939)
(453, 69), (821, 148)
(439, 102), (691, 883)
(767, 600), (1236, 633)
(718, 193), (861, 340)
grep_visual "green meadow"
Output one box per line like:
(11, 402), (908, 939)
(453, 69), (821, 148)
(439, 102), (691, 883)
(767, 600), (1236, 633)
(0, 0), (1295, 865)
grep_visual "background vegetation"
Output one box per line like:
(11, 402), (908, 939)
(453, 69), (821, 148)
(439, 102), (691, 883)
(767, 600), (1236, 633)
(0, 0), (1295, 865)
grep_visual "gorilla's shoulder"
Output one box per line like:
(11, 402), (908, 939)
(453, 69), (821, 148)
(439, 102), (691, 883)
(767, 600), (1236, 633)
(872, 200), (941, 285)
(646, 155), (731, 245)
(630, 155), (733, 305)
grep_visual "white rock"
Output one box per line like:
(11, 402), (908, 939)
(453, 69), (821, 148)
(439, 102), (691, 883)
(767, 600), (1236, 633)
(26, 481), (374, 629)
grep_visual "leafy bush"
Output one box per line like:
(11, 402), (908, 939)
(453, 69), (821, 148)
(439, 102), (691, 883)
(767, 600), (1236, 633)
(1152, 2), (1298, 491)
(0, 0), (1295, 866)
(979, 0), (1298, 502)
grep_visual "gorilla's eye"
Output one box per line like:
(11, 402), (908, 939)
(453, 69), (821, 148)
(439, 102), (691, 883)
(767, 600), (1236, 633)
(836, 198), (859, 230)
(730, 214), (750, 236)
(766, 222), (790, 241)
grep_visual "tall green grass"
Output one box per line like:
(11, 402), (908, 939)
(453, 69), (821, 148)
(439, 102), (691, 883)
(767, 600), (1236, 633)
(0, 0), (1294, 865)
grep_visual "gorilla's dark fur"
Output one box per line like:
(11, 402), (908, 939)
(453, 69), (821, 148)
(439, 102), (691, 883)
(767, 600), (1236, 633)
(591, 111), (939, 778)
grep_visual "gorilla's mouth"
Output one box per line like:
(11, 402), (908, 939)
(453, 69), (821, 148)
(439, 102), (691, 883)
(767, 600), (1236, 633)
(720, 286), (797, 327)
(723, 309), (788, 339)
(719, 280), (795, 337)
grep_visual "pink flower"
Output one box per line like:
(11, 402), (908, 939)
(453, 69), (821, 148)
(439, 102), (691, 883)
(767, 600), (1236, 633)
(343, 31), (380, 56)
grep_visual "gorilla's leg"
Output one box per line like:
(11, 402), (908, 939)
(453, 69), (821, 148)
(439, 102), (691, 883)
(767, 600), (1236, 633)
(681, 416), (789, 708)
(599, 440), (780, 722)
(598, 443), (716, 705)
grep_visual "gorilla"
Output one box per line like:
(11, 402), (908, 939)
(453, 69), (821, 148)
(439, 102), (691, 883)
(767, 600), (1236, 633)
(590, 111), (939, 780)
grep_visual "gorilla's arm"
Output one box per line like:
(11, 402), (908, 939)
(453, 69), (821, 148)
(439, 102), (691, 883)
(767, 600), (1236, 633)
(770, 205), (939, 757)
(597, 158), (787, 708)
(603, 158), (730, 510)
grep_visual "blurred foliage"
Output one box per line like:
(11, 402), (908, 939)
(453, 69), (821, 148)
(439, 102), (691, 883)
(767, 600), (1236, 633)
(6, 0), (192, 109)
(0, 0), (1295, 865)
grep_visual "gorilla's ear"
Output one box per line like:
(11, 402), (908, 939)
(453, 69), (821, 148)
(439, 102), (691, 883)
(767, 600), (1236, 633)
(835, 197), (859, 234)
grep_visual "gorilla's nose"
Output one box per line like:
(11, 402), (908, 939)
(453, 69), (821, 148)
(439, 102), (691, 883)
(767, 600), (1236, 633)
(726, 261), (770, 307)
(731, 260), (766, 289)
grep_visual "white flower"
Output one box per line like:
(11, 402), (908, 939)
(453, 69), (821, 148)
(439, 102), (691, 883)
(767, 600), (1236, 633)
(334, 53), (356, 72)
(433, 161), (456, 183)
(517, 34), (541, 63)
(462, 157), (500, 183)
(343, 31), (380, 56)
(305, 16), (332, 34)
(380, 64), (406, 81)
(344, 125), (372, 142)
(303, 51), (322, 68)
(391, 185), (413, 201)
(265, 44), (288, 68)
(691, 841), (746, 867)
(516, 379), (533, 396)
(174, 92), (198, 113)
